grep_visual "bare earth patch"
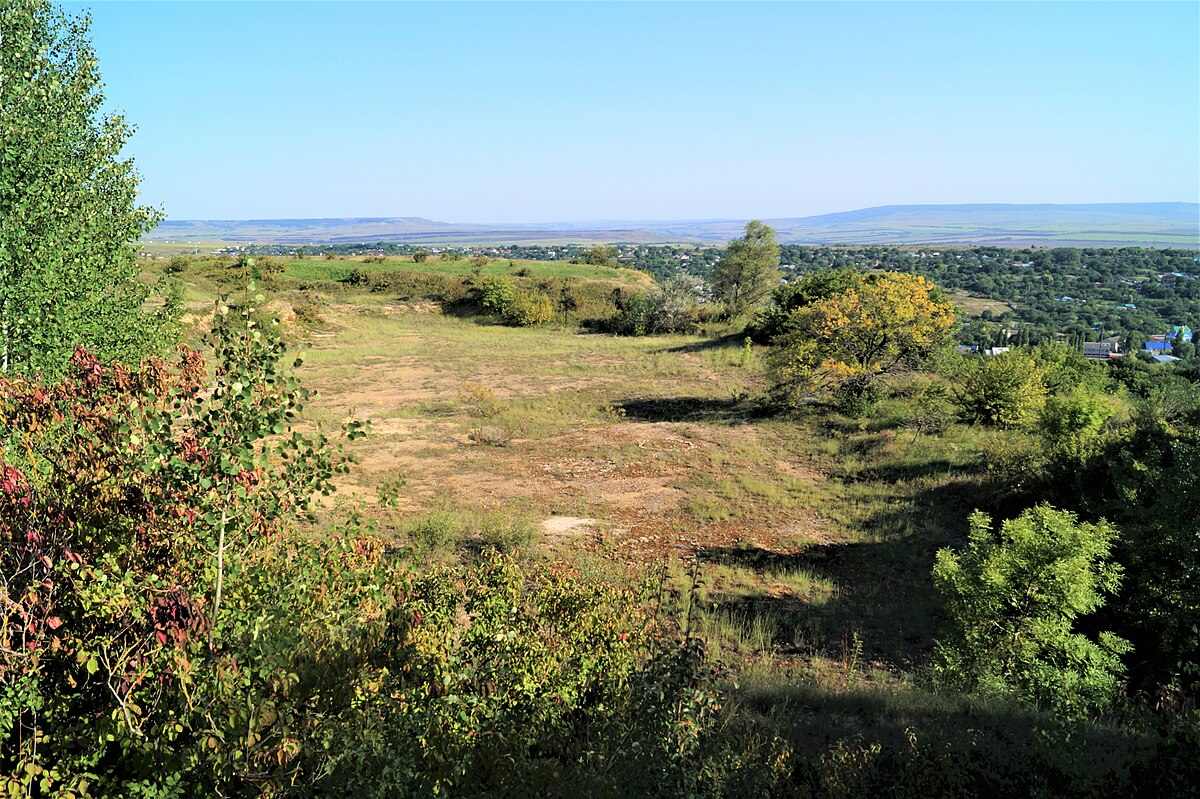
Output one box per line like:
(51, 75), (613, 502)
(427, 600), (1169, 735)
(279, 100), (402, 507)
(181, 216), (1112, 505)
(296, 306), (842, 571)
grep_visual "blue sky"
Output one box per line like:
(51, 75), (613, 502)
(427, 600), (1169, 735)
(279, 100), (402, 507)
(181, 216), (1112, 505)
(69, 1), (1199, 222)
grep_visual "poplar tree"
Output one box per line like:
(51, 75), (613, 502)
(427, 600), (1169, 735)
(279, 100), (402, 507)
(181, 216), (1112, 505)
(711, 220), (780, 319)
(1, 0), (175, 378)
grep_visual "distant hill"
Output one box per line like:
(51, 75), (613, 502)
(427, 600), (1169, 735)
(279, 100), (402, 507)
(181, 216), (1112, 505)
(147, 203), (1199, 248)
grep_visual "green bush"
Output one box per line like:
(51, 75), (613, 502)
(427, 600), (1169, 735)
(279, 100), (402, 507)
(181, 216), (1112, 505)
(504, 288), (554, 326)
(474, 274), (517, 315)
(402, 508), (464, 551)
(477, 510), (538, 553)
(953, 351), (1047, 427)
(1037, 387), (1117, 461)
(602, 276), (707, 336)
(470, 276), (553, 326)
(932, 504), (1130, 714)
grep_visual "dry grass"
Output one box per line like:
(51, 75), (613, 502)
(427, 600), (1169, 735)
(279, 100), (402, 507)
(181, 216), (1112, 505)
(169, 270), (1005, 717)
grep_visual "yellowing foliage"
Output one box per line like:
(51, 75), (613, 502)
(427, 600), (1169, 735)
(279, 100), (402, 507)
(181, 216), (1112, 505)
(770, 272), (957, 407)
(801, 273), (957, 373)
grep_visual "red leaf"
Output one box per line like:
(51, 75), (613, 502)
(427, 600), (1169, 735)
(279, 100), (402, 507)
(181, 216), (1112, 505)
(47, 616), (62, 630)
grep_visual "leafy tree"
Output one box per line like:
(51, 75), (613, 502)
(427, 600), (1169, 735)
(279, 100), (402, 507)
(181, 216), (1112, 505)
(953, 350), (1047, 428)
(932, 504), (1130, 714)
(769, 272), (956, 408)
(584, 244), (618, 267)
(749, 268), (861, 343)
(1, 0), (175, 378)
(412, 250), (429, 263)
(1038, 387), (1117, 461)
(711, 220), (781, 318)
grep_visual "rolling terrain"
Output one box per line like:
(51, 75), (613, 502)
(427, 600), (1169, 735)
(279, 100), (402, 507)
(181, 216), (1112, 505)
(147, 202), (1200, 248)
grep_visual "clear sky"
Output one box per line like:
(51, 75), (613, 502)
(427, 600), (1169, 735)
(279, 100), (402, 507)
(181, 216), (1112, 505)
(68, 1), (1200, 223)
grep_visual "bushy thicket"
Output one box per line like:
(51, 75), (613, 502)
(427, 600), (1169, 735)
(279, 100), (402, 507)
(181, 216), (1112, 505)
(928, 342), (1200, 703)
(0, 301), (735, 797)
(471, 275), (554, 326)
(600, 276), (712, 336)
(343, 266), (471, 302)
(932, 505), (1130, 714)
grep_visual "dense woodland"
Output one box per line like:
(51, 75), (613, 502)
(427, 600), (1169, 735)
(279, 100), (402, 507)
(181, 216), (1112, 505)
(4, 1), (1200, 796)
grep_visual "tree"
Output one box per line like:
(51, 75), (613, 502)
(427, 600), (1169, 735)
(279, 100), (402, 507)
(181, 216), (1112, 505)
(953, 350), (1047, 428)
(584, 245), (618, 267)
(1037, 387), (1116, 461)
(769, 272), (956, 409)
(711, 220), (780, 318)
(749, 268), (861, 343)
(932, 504), (1130, 714)
(1, 0), (175, 378)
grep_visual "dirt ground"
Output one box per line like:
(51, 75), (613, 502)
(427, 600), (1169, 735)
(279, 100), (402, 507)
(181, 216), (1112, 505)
(300, 303), (838, 568)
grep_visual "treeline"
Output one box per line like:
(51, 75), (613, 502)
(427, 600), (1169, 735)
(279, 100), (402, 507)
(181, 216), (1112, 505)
(775, 245), (1199, 349)
(239, 242), (1200, 349)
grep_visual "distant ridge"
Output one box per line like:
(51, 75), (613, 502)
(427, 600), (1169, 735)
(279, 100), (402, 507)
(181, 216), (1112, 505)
(147, 203), (1200, 248)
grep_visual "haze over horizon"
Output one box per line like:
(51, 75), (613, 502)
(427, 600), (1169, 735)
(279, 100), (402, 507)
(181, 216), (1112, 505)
(71, 1), (1199, 223)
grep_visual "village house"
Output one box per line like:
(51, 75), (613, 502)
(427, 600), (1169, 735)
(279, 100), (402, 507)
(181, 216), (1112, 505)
(1143, 336), (1173, 355)
(1084, 336), (1122, 360)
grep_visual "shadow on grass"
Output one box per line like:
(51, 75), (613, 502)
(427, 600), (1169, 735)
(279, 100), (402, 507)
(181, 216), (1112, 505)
(657, 333), (747, 354)
(699, 540), (932, 668)
(858, 456), (966, 484)
(734, 675), (1160, 799)
(616, 396), (764, 424)
(696, 476), (989, 670)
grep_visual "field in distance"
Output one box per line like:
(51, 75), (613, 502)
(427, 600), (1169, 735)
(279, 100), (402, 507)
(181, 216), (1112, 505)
(146, 202), (1200, 249)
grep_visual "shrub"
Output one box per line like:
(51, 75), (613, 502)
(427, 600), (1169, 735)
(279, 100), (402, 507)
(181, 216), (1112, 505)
(344, 267), (376, 286)
(505, 289), (554, 326)
(602, 276), (706, 336)
(477, 510), (538, 553)
(470, 276), (553, 326)
(402, 508), (463, 551)
(932, 504), (1130, 714)
(292, 302), (326, 326)
(1038, 387), (1117, 461)
(459, 381), (505, 419)
(0, 295), (367, 794)
(0, 296), (732, 796)
(474, 275), (517, 315)
(953, 351), (1047, 428)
